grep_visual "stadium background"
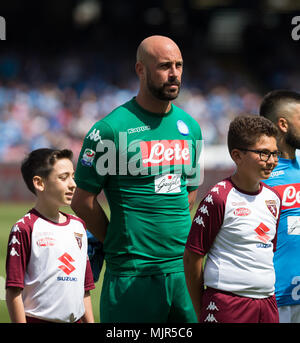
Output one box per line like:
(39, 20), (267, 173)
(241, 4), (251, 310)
(0, 0), (300, 322)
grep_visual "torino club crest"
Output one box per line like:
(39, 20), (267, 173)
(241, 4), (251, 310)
(265, 200), (278, 218)
(74, 232), (83, 249)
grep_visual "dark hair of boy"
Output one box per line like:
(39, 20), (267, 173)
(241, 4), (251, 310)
(259, 90), (300, 123)
(21, 148), (73, 195)
(227, 115), (278, 154)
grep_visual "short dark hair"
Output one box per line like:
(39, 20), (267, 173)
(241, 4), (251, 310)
(21, 148), (73, 195)
(227, 115), (278, 154)
(259, 89), (300, 123)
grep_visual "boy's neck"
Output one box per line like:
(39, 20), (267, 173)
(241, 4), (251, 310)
(231, 173), (261, 193)
(34, 201), (65, 224)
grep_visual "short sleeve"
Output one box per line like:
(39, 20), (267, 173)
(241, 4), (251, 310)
(6, 222), (32, 289)
(186, 121), (203, 191)
(186, 183), (227, 255)
(75, 120), (115, 194)
(84, 257), (96, 291)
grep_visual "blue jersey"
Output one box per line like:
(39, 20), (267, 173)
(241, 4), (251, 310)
(264, 157), (300, 306)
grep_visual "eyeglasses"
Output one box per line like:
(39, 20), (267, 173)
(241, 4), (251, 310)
(237, 148), (282, 162)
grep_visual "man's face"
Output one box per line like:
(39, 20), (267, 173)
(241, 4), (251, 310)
(285, 104), (300, 149)
(145, 49), (183, 101)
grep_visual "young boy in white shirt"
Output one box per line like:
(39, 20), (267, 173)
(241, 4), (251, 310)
(184, 115), (282, 323)
(5, 148), (95, 323)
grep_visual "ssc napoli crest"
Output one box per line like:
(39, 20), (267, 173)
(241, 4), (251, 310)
(177, 120), (189, 136)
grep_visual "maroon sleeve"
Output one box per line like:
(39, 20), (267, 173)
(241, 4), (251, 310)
(272, 193), (282, 252)
(262, 183), (282, 252)
(84, 256), (95, 291)
(186, 180), (231, 256)
(5, 221), (32, 289)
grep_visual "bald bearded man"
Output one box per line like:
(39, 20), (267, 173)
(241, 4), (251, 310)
(71, 35), (202, 323)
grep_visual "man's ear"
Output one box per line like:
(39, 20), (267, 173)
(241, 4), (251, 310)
(230, 149), (243, 165)
(135, 61), (145, 79)
(32, 176), (45, 192)
(277, 117), (288, 134)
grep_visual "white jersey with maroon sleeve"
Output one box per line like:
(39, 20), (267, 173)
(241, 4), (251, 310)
(186, 178), (281, 299)
(6, 209), (95, 323)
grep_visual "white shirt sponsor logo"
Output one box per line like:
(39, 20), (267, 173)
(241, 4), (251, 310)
(234, 207), (251, 217)
(288, 216), (300, 235)
(154, 174), (181, 193)
(141, 140), (190, 167)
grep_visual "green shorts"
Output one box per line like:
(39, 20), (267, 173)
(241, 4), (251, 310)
(100, 270), (197, 323)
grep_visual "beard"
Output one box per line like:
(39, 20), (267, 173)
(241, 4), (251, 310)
(146, 70), (181, 101)
(286, 125), (300, 149)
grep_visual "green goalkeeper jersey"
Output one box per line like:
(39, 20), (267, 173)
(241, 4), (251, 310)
(75, 97), (202, 276)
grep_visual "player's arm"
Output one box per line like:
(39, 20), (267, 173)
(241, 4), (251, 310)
(6, 287), (26, 323)
(71, 188), (108, 243)
(188, 189), (198, 211)
(183, 249), (204, 322)
(81, 291), (94, 323)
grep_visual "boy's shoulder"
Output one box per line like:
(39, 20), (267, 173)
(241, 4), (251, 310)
(262, 182), (282, 202)
(10, 209), (40, 234)
(204, 178), (234, 204)
(64, 212), (87, 229)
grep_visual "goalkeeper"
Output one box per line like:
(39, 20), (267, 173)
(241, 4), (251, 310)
(71, 35), (202, 322)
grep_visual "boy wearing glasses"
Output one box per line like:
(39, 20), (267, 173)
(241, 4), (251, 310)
(184, 115), (281, 323)
(260, 90), (300, 323)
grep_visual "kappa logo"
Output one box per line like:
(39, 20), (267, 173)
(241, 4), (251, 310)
(204, 194), (214, 205)
(11, 224), (21, 233)
(199, 204), (209, 216)
(204, 313), (218, 322)
(9, 247), (19, 257)
(58, 253), (76, 275)
(206, 301), (219, 311)
(87, 128), (103, 143)
(9, 235), (20, 245)
(127, 125), (151, 134)
(194, 215), (205, 227)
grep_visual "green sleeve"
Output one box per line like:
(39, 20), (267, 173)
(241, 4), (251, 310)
(187, 121), (203, 192)
(75, 120), (115, 194)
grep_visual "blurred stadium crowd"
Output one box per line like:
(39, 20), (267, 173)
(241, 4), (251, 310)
(1, 1), (300, 164)
(0, 48), (299, 163)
